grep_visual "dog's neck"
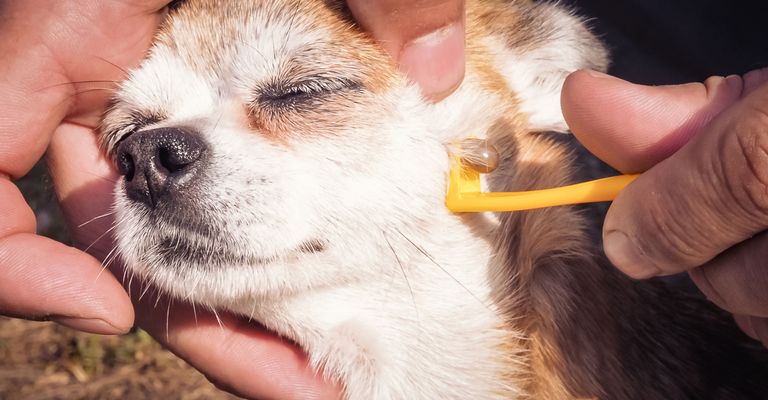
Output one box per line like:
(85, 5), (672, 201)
(235, 205), (521, 398)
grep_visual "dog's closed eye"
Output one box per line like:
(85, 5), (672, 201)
(167, 0), (186, 12)
(256, 77), (362, 110)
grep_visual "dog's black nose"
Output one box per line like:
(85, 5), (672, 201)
(116, 127), (207, 207)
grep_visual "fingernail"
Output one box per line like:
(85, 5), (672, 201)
(603, 230), (659, 279)
(53, 316), (130, 335)
(400, 23), (465, 102)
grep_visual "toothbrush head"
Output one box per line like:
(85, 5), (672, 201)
(446, 138), (638, 213)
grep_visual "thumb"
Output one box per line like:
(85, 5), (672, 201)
(560, 69), (767, 173)
(0, 1), (167, 177)
(347, 0), (466, 101)
(593, 72), (768, 279)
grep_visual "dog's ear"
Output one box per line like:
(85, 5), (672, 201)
(481, 2), (608, 133)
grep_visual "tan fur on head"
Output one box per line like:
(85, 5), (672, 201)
(100, 1), (768, 399)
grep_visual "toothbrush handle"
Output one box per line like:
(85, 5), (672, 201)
(453, 174), (639, 212)
(527, 174), (640, 208)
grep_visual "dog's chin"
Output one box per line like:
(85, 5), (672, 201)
(142, 235), (325, 272)
(119, 229), (330, 302)
(154, 237), (260, 267)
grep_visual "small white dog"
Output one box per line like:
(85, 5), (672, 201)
(101, 1), (768, 399)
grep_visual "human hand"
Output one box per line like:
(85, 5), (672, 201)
(347, 0), (466, 101)
(0, 0), (161, 337)
(1, 1), (337, 399)
(561, 68), (768, 346)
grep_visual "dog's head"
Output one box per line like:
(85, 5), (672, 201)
(101, 0), (484, 306)
(101, 0), (606, 310)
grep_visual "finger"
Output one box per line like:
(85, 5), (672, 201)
(561, 70), (756, 173)
(0, 1), (165, 332)
(0, 233), (134, 334)
(348, 0), (465, 101)
(54, 1), (170, 125)
(0, 1), (167, 177)
(136, 298), (340, 400)
(0, 177), (36, 237)
(687, 231), (768, 317)
(47, 122), (120, 258)
(602, 80), (768, 278)
(0, 232), (134, 334)
(0, 168), (132, 334)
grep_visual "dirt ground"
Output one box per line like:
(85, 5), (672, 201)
(0, 318), (238, 400)
(1, 163), (239, 400)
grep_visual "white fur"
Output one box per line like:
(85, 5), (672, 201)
(485, 4), (608, 133)
(103, 2), (604, 399)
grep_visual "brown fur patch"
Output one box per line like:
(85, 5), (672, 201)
(484, 117), (590, 398)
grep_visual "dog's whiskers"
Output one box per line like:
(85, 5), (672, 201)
(95, 56), (130, 76)
(84, 224), (118, 254)
(166, 298), (173, 342)
(94, 244), (120, 283)
(191, 301), (198, 326)
(34, 80), (120, 93)
(127, 268), (136, 299)
(383, 231), (419, 321)
(209, 305), (225, 331)
(154, 288), (164, 309)
(395, 228), (491, 310)
(138, 281), (154, 302)
(78, 210), (117, 228)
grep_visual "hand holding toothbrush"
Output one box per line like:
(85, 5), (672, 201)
(562, 68), (768, 346)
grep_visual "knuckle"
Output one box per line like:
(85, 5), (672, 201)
(639, 193), (704, 268)
(722, 104), (768, 221)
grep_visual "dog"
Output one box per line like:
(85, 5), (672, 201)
(100, 1), (768, 398)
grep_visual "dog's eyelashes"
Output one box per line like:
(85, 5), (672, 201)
(257, 78), (362, 109)
(260, 84), (317, 105)
(167, 0), (186, 11)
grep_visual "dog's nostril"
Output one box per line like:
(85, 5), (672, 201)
(114, 126), (207, 207)
(117, 151), (136, 181)
(158, 142), (200, 174)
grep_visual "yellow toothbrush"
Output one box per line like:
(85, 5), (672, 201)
(446, 138), (639, 212)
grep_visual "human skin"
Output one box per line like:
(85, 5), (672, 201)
(561, 68), (768, 346)
(5, 1), (764, 398)
(347, 0), (465, 101)
(0, 1), (464, 399)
